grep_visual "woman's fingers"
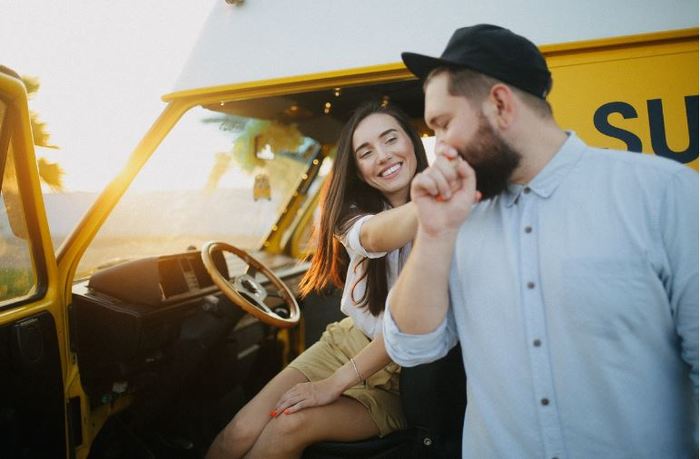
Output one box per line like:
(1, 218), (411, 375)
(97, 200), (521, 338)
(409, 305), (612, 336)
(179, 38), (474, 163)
(273, 386), (303, 415)
(272, 381), (323, 416)
(412, 170), (440, 198)
(413, 159), (461, 200)
(272, 398), (293, 416)
(433, 154), (459, 180)
(434, 143), (459, 160)
(432, 156), (460, 198)
(282, 401), (305, 415)
(418, 154), (466, 201)
(270, 379), (340, 416)
(424, 167), (452, 199)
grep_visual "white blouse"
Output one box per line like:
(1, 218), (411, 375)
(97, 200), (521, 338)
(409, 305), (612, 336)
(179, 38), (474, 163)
(338, 214), (411, 339)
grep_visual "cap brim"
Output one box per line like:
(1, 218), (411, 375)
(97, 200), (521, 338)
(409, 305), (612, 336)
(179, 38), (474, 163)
(401, 52), (459, 80)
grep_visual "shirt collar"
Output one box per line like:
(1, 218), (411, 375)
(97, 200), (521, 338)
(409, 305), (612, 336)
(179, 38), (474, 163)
(503, 131), (586, 207)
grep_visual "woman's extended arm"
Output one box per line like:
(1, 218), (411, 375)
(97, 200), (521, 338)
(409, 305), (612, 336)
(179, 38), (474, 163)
(359, 202), (417, 253)
(272, 336), (391, 415)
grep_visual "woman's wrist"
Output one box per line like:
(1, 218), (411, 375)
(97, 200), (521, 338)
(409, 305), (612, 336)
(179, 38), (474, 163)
(416, 225), (460, 249)
(329, 361), (362, 393)
(350, 357), (367, 387)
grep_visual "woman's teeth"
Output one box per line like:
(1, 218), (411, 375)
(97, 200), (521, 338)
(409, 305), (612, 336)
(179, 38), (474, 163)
(380, 163), (401, 177)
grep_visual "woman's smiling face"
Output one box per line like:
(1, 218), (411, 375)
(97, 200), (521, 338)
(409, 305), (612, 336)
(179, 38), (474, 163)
(352, 113), (417, 207)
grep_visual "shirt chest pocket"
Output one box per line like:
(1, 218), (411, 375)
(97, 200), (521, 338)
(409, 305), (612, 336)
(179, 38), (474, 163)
(560, 257), (660, 340)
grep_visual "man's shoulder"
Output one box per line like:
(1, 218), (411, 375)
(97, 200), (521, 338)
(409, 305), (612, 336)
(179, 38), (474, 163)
(577, 146), (696, 184)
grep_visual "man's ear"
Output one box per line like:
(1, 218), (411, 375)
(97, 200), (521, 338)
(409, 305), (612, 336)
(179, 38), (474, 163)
(485, 84), (516, 130)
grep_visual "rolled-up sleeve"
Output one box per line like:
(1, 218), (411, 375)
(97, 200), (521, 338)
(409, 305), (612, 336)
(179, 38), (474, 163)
(341, 214), (386, 259)
(383, 294), (458, 367)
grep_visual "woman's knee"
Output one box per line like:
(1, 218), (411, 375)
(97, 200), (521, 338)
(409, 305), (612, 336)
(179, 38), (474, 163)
(265, 410), (316, 448)
(210, 414), (261, 456)
(275, 410), (310, 436)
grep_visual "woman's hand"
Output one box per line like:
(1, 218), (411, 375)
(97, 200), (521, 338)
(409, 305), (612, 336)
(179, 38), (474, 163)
(272, 378), (344, 416)
(411, 145), (480, 237)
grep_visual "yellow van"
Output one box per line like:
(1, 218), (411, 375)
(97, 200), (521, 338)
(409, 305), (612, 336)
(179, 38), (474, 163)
(0, 1), (697, 457)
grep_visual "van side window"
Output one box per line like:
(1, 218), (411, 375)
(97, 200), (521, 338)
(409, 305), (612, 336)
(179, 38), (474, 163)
(0, 110), (38, 305)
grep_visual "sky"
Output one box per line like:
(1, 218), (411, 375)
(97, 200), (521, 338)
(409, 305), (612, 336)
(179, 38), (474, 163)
(0, 0), (213, 192)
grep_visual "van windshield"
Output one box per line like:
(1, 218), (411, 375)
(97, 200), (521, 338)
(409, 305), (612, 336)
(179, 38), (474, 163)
(76, 105), (321, 278)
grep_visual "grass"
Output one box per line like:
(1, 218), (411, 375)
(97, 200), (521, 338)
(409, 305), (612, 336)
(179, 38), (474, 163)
(0, 267), (35, 302)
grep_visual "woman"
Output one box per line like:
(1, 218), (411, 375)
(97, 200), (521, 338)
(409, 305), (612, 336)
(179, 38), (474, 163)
(206, 101), (429, 458)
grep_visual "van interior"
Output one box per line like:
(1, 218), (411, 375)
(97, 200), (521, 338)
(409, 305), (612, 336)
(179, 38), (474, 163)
(68, 77), (467, 458)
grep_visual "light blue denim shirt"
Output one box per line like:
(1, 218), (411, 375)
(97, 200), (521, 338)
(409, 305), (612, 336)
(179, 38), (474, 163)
(384, 133), (698, 458)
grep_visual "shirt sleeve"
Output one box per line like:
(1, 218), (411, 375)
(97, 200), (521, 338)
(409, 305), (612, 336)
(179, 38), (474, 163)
(340, 214), (386, 259)
(659, 167), (699, 406)
(382, 292), (458, 367)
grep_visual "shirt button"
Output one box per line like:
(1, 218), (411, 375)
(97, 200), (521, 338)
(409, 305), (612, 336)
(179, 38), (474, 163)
(523, 187), (531, 194)
(524, 226), (532, 233)
(527, 282), (535, 289)
(541, 398), (550, 406)
(533, 339), (542, 347)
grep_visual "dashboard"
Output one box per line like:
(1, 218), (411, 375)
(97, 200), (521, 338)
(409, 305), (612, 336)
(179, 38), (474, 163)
(70, 248), (308, 406)
(85, 250), (228, 306)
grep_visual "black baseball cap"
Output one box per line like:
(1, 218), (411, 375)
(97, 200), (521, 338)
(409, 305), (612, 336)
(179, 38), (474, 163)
(402, 24), (552, 99)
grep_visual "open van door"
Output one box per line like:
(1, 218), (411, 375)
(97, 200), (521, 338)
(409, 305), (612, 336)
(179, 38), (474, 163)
(0, 70), (69, 456)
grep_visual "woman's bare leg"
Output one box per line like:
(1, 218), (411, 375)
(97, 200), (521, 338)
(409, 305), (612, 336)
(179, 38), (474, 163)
(206, 367), (309, 459)
(246, 395), (380, 459)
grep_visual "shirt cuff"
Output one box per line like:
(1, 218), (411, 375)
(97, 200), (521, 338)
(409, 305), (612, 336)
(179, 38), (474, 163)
(382, 300), (452, 367)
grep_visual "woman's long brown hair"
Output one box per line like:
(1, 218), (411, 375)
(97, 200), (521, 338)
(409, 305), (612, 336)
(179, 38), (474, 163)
(298, 101), (428, 316)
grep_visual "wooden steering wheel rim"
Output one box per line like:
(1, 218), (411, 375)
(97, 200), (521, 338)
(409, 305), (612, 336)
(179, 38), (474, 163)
(201, 241), (301, 328)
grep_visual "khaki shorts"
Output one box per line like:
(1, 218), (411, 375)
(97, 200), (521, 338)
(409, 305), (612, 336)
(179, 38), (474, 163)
(287, 317), (406, 437)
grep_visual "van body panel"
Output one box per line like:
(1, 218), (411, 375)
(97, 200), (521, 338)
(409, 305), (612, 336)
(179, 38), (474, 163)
(171, 0), (698, 95)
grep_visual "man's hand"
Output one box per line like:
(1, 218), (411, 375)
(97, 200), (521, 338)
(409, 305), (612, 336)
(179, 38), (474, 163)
(271, 378), (343, 416)
(411, 145), (480, 237)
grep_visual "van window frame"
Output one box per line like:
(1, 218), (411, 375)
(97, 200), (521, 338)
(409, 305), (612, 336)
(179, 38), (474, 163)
(0, 78), (49, 311)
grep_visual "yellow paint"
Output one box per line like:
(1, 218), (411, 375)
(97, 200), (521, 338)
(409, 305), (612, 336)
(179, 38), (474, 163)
(547, 28), (698, 170)
(0, 71), (71, 454)
(165, 29), (698, 173)
(162, 62), (412, 103)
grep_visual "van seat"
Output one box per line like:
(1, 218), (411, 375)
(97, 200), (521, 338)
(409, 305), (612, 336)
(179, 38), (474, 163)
(303, 344), (466, 458)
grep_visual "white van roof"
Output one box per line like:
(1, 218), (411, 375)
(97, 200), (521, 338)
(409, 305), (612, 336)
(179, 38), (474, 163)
(170, 0), (697, 98)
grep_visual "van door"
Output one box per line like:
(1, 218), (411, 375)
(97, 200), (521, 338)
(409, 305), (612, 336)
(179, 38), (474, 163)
(0, 71), (68, 457)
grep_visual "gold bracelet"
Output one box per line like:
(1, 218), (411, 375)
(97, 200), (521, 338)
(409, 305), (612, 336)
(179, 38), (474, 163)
(350, 357), (365, 385)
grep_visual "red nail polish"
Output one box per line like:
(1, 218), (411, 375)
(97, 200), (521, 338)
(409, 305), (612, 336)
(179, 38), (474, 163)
(270, 410), (277, 417)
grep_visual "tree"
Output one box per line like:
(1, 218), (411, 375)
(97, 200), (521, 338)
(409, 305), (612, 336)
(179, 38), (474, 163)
(203, 115), (306, 192)
(22, 74), (64, 191)
(0, 65), (64, 191)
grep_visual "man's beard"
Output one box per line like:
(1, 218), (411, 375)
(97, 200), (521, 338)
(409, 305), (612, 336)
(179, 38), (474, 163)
(458, 115), (521, 200)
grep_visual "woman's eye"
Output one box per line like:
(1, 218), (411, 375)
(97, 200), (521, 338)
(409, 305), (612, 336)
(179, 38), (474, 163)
(386, 136), (397, 144)
(359, 150), (371, 159)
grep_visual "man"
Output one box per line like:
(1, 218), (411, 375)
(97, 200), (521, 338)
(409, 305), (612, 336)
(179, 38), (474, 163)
(383, 24), (698, 458)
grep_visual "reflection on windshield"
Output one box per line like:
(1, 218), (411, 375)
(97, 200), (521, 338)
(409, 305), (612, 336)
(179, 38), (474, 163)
(77, 106), (320, 279)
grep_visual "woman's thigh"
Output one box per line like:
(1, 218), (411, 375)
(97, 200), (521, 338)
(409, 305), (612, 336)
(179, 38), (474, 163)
(290, 395), (380, 442)
(247, 395), (380, 458)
